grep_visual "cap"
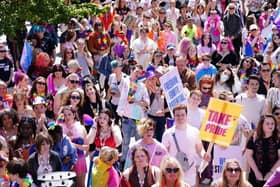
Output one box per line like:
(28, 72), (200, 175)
(167, 43), (175, 50)
(145, 70), (156, 79)
(32, 96), (46, 105)
(249, 24), (258, 31)
(154, 50), (162, 56)
(110, 60), (118, 68)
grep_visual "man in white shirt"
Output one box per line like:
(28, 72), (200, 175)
(162, 104), (210, 186)
(187, 90), (205, 130)
(236, 75), (265, 129)
(131, 27), (157, 69)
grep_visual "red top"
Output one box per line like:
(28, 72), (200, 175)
(94, 128), (116, 149)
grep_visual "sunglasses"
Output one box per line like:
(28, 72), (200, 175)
(229, 7), (235, 10)
(70, 95), (81, 100)
(274, 112), (280, 116)
(37, 81), (46, 86)
(221, 41), (228, 44)
(165, 167), (179, 173)
(54, 68), (62, 72)
(21, 117), (35, 124)
(202, 87), (212, 90)
(0, 50), (7, 53)
(261, 69), (270, 72)
(226, 167), (241, 173)
(202, 58), (210, 62)
(69, 80), (79, 84)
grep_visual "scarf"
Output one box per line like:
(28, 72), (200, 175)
(96, 32), (109, 50)
(127, 80), (138, 103)
(11, 174), (33, 187)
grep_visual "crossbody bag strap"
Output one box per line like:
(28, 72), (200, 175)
(172, 132), (181, 152)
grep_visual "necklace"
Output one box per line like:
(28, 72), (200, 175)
(137, 171), (146, 187)
(99, 127), (111, 147)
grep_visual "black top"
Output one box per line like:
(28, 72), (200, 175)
(0, 58), (13, 82)
(211, 50), (238, 68)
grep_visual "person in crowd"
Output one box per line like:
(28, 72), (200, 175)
(0, 81), (12, 109)
(176, 4), (188, 40)
(124, 118), (168, 169)
(106, 60), (128, 125)
(117, 65), (150, 166)
(48, 124), (77, 171)
(211, 159), (252, 187)
(223, 3), (243, 61)
(11, 89), (29, 120)
(237, 57), (258, 91)
(151, 50), (164, 68)
(198, 76), (215, 109)
(0, 151), (9, 186)
(197, 32), (216, 59)
(181, 16), (199, 44)
(27, 132), (62, 186)
(14, 117), (36, 161)
(187, 90), (205, 130)
(61, 47), (75, 71)
(166, 0), (180, 24)
(7, 159), (34, 187)
(0, 44), (14, 88)
(245, 114), (280, 187)
(67, 60), (83, 79)
(82, 82), (103, 120)
(205, 9), (223, 46)
(53, 73), (80, 115)
(13, 71), (31, 96)
(258, 62), (272, 96)
(195, 53), (218, 83)
(62, 88), (84, 120)
(121, 146), (160, 187)
(47, 63), (67, 95)
(214, 66), (241, 95)
(60, 105), (87, 187)
(236, 75), (266, 129)
(193, 1), (207, 32)
(158, 21), (176, 53)
(145, 68), (166, 141)
(272, 105), (280, 129)
(92, 146), (120, 187)
(211, 37), (238, 69)
(244, 24), (266, 57)
(152, 156), (190, 187)
(87, 108), (122, 155)
(162, 104), (210, 186)
(29, 76), (48, 103)
(0, 109), (18, 141)
(131, 27), (157, 69)
(176, 57), (197, 91)
(88, 22), (111, 66)
(61, 30), (76, 58)
(76, 38), (93, 78)
(32, 96), (52, 133)
(163, 44), (176, 66)
(186, 44), (199, 70)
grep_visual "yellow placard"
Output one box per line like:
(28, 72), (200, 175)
(199, 98), (243, 147)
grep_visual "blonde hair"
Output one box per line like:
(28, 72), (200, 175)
(99, 146), (119, 164)
(155, 156), (185, 187)
(214, 159), (252, 187)
(62, 88), (85, 109)
(137, 118), (156, 136)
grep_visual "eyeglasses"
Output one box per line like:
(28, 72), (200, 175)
(229, 99), (236, 103)
(221, 41), (228, 45)
(261, 69), (270, 72)
(229, 7), (235, 10)
(274, 112), (280, 116)
(202, 58), (210, 62)
(37, 81), (46, 86)
(165, 167), (179, 173)
(202, 87), (212, 90)
(226, 167), (241, 173)
(69, 80), (79, 84)
(0, 50), (7, 53)
(70, 95), (81, 100)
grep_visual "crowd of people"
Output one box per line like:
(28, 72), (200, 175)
(0, 0), (280, 186)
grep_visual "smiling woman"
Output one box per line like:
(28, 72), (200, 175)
(211, 159), (252, 187)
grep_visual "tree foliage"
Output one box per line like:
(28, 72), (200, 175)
(0, 0), (109, 37)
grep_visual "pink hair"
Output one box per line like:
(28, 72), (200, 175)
(217, 37), (235, 52)
(177, 37), (192, 56)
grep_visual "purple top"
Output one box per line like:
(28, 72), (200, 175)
(264, 167), (280, 187)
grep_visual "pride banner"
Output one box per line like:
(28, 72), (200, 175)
(199, 98), (243, 147)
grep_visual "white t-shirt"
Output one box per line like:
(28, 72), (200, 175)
(235, 93), (265, 128)
(187, 107), (205, 130)
(108, 72), (129, 105)
(162, 125), (202, 186)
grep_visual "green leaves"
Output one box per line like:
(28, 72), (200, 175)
(0, 0), (108, 37)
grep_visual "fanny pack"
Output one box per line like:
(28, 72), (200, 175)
(172, 132), (194, 172)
